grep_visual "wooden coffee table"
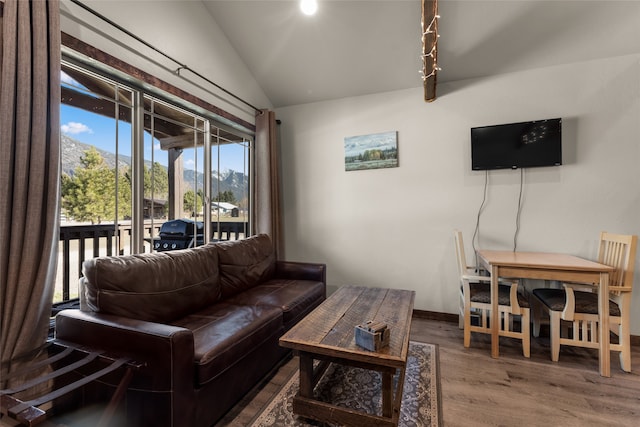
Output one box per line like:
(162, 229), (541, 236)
(279, 285), (415, 427)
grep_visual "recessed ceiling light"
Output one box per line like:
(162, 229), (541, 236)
(300, 0), (318, 16)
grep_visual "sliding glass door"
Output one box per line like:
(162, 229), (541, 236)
(57, 60), (252, 304)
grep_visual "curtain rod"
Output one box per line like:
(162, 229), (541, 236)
(68, 0), (262, 114)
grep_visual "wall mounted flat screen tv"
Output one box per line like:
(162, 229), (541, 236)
(471, 118), (562, 170)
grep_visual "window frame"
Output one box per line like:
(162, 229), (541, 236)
(54, 37), (254, 314)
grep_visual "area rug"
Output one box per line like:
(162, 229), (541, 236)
(249, 341), (441, 427)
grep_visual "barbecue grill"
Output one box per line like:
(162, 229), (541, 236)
(153, 219), (204, 252)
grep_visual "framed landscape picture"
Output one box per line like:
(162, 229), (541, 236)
(344, 131), (398, 171)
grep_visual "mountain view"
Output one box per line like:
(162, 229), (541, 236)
(61, 134), (249, 201)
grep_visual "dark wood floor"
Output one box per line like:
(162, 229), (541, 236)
(412, 318), (640, 426)
(218, 317), (640, 426)
(3, 318), (636, 426)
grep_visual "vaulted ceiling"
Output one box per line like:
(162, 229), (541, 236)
(202, 0), (640, 108)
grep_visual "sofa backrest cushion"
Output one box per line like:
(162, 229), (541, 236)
(217, 234), (276, 299)
(81, 244), (221, 323)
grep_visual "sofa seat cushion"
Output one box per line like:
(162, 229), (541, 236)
(225, 280), (325, 327)
(170, 302), (283, 385)
(217, 234), (276, 298)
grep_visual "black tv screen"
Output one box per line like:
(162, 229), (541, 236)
(471, 118), (562, 170)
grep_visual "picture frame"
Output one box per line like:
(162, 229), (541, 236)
(344, 131), (398, 171)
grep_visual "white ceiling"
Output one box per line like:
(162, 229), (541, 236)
(202, 0), (640, 108)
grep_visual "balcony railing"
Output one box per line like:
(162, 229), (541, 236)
(55, 220), (249, 308)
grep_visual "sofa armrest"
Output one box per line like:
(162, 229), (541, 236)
(275, 260), (326, 284)
(54, 309), (194, 394)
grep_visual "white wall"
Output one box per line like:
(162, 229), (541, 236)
(60, 0), (271, 125)
(58, 1), (640, 334)
(275, 54), (640, 334)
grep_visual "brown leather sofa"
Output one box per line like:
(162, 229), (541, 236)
(54, 234), (326, 426)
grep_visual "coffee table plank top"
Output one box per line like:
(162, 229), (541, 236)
(375, 287), (415, 362)
(321, 287), (389, 348)
(280, 286), (415, 368)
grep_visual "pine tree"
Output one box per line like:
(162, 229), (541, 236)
(214, 190), (237, 204)
(116, 166), (132, 220)
(143, 161), (169, 200)
(61, 147), (116, 224)
(184, 189), (203, 216)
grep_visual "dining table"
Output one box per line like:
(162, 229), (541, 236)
(476, 250), (615, 377)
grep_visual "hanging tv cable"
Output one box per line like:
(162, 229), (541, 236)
(513, 168), (525, 251)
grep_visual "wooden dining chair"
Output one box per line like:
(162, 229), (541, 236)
(454, 230), (531, 357)
(532, 232), (638, 372)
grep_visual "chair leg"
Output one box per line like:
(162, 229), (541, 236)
(463, 308), (472, 348)
(619, 321), (632, 373)
(522, 310), (531, 358)
(550, 312), (561, 362)
(532, 299), (542, 338)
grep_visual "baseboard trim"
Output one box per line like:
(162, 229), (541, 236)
(412, 309), (458, 323)
(411, 309), (640, 346)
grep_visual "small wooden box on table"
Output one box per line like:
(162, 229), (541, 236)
(279, 285), (415, 427)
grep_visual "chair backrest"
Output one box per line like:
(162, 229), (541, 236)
(454, 230), (468, 277)
(597, 232), (638, 292)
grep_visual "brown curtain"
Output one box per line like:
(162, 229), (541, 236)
(0, 0), (61, 375)
(254, 109), (283, 258)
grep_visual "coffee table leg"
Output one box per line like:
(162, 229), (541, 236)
(299, 352), (313, 398)
(382, 371), (392, 418)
